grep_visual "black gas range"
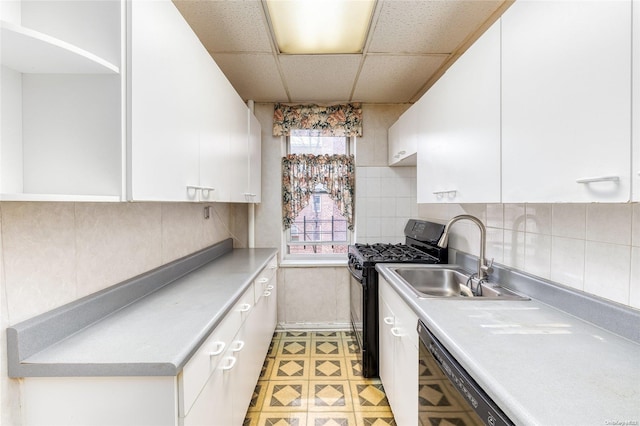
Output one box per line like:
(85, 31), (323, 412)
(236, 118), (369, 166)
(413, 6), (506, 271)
(348, 219), (448, 378)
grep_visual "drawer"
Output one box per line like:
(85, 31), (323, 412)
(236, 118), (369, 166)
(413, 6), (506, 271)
(254, 256), (278, 303)
(179, 285), (253, 417)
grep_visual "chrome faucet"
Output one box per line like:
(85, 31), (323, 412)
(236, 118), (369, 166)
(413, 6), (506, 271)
(437, 215), (493, 281)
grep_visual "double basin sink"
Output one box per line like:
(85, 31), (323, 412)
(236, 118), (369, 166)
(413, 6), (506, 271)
(389, 264), (529, 300)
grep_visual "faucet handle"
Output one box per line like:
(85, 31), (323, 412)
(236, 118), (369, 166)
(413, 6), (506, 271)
(481, 258), (494, 276)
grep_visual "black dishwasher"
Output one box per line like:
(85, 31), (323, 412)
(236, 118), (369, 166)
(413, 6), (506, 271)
(418, 320), (513, 426)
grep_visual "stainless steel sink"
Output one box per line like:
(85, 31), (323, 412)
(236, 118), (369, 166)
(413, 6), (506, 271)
(391, 265), (529, 300)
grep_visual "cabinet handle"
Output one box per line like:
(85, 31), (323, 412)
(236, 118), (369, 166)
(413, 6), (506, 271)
(264, 291), (272, 297)
(397, 150), (406, 155)
(231, 340), (245, 352)
(391, 327), (403, 337)
(209, 341), (225, 356)
(575, 176), (620, 184)
(243, 193), (257, 197)
(433, 190), (457, 199)
(383, 317), (394, 326)
(265, 285), (274, 291)
(239, 303), (251, 312)
(269, 265), (277, 270)
(258, 278), (269, 284)
(220, 356), (237, 371)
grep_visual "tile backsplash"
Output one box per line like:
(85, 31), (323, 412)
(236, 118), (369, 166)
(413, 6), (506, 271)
(418, 202), (640, 309)
(355, 166), (418, 243)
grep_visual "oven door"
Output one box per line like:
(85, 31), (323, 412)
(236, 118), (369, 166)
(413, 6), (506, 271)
(417, 321), (512, 426)
(348, 263), (378, 378)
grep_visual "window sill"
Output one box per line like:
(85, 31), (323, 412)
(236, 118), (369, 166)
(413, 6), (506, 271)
(280, 258), (348, 268)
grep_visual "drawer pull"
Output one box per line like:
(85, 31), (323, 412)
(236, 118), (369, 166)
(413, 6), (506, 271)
(239, 303), (251, 312)
(220, 356), (237, 371)
(383, 317), (394, 326)
(265, 285), (274, 291)
(209, 341), (225, 356)
(576, 175), (620, 184)
(264, 291), (272, 297)
(231, 340), (245, 352)
(391, 327), (403, 337)
(258, 278), (269, 284)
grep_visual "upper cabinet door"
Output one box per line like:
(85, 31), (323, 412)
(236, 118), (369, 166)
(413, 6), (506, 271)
(388, 104), (418, 166)
(633, 0), (640, 201)
(417, 19), (501, 203)
(127, 0), (201, 201)
(502, 0), (632, 203)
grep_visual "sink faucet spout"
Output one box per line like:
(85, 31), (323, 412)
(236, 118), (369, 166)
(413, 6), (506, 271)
(438, 215), (492, 281)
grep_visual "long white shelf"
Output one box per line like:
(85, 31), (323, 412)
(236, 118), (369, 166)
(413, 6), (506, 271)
(0, 20), (119, 74)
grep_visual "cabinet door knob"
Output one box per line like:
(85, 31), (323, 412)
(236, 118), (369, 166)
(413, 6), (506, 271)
(391, 327), (403, 337)
(209, 341), (225, 356)
(231, 340), (245, 352)
(220, 356), (237, 371)
(239, 303), (251, 312)
(383, 317), (394, 325)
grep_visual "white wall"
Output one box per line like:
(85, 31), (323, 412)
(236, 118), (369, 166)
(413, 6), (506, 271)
(0, 201), (247, 426)
(418, 203), (640, 309)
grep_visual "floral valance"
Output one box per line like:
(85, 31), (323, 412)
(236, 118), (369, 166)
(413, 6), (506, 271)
(282, 154), (355, 231)
(273, 103), (363, 137)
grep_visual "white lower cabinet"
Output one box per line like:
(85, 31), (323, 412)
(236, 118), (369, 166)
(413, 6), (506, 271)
(21, 256), (278, 426)
(633, 0), (640, 201)
(378, 276), (418, 426)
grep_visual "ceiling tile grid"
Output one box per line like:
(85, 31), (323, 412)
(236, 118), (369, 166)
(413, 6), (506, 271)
(173, 0), (510, 104)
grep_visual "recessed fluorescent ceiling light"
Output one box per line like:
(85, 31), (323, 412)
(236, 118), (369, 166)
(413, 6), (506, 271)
(266, 0), (375, 54)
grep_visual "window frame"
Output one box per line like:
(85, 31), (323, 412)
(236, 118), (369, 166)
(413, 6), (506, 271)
(282, 133), (354, 263)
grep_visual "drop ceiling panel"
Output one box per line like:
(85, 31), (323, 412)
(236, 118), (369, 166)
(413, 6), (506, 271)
(279, 55), (362, 103)
(212, 53), (287, 102)
(353, 55), (447, 103)
(173, 0), (272, 53)
(368, 0), (505, 54)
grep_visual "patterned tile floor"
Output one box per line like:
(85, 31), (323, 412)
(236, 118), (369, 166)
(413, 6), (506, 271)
(244, 331), (397, 426)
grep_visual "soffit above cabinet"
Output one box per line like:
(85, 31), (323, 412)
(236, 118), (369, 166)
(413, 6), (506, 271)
(173, 0), (512, 104)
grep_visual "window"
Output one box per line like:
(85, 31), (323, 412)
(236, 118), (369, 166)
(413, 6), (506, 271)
(284, 130), (353, 258)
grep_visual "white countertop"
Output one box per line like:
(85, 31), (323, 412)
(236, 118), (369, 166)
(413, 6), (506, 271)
(377, 264), (640, 426)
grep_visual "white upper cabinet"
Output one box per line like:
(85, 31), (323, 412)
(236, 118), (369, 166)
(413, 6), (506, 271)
(388, 103), (419, 166)
(633, 0), (640, 201)
(127, 0), (257, 203)
(1, 0), (124, 201)
(417, 19), (501, 203)
(502, 0), (632, 203)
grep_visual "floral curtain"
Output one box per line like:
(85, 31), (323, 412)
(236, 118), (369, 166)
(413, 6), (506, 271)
(282, 154), (355, 231)
(273, 103), (363, 137)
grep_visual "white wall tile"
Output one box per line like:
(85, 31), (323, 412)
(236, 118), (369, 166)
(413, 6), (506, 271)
(630, 247), (640, 309)
(503, 204), (525, 231)
(550, 237), (585, 290)
(486, 227), (504, 265)
(503, 230), (525, 271)
(525, 204), (552, 235)
(586, 204), (632, 245)
(524, 233), (552, 279)
(486, 204), (504, 229)
(632, 204), (640, 247)
(584, 241), (631, 305)
(552, 204), (586, 239)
